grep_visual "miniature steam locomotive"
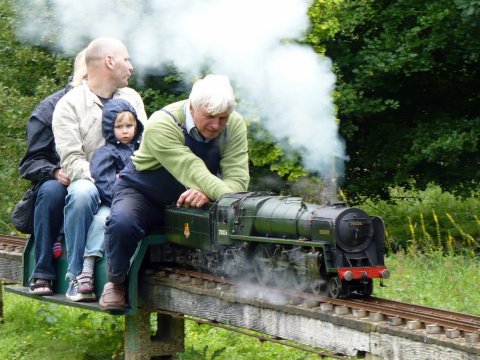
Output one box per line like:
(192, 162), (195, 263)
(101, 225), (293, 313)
(164, 191), (390, 298)
(17, 191), (389, 315)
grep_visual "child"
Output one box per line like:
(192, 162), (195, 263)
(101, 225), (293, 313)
(91, 98), (144, 208)
(70, 98), (144, 301)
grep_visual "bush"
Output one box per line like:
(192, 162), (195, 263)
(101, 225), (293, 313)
(359, 182), (480, 254)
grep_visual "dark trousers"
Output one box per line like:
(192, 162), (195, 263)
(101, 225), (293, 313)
(104, 184), (164, 284)
(31, 180), (67, 281)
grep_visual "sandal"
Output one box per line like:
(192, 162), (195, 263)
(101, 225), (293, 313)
(29, 279), (53, 296)
(99, 282), (126, 310)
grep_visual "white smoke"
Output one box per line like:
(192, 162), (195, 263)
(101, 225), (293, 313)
(14, 0), (346, 179)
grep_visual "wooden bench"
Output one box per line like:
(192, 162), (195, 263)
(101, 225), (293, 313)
(5, 233), (185, 359)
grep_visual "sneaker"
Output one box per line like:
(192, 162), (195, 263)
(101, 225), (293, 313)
(77, 272), (94, 294)
(66, 279), (96, 302)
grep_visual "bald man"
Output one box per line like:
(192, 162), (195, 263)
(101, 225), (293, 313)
(52, 37), (147, 302)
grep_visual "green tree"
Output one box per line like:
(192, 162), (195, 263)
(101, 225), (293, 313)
(307, 0), (480, 199)
(0, 0), (73, 234)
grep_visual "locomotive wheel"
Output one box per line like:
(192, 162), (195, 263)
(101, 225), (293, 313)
(252, 244), (273, 286)
(291, 264), (310, 292)
(310, 278), (328, 296)
(328, 276), (343, 298)
(272, 246), (292, 288)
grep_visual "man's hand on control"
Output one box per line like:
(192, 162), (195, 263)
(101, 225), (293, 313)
(177, 188), (209, 208)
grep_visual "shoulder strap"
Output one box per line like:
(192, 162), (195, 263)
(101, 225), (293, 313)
(160, 108), (185, 131)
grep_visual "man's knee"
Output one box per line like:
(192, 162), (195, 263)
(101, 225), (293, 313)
(37, 180), (67, 205)
(66, 179), (100, 208)
(106, 211), (144, 239)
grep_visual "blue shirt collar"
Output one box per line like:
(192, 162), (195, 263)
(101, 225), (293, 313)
(184, 101), (209, 143)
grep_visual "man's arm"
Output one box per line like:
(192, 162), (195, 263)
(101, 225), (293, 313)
(19, 108), (60, 183)
(176, 116), (250, 208)
(52, 95), (93, 182)
(19, 88), (71, 183)
(141, 111), (249, 200)
(141, 112), (235, 200)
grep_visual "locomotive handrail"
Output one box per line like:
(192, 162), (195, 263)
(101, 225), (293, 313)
(229, 234), (317, 244)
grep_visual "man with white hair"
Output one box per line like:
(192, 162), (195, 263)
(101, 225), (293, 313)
(53, 37), (147, 302)
(99, 74), (250, 309)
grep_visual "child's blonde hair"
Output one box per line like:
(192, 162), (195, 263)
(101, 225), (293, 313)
(71, 48), (87, 87)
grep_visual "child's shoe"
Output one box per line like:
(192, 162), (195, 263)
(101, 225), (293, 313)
(77, 272), (95, 294)
(66, 278), (96, 302)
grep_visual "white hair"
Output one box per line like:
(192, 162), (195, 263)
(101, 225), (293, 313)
(189, 74), (236, 115)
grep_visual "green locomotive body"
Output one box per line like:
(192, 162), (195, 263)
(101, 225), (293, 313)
(164, 192), (389, 298)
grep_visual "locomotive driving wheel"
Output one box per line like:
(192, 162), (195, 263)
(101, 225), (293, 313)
(291, 257), (310, 292)
(252, 244), (274, 286)
(310, 251), (328, 296)
(272, 246), (292, 288)
(310, 277), (328, 296)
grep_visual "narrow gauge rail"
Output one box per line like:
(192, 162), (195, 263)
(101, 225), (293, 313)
(360, 297), (480, 328)
(159, 267), (480, 339)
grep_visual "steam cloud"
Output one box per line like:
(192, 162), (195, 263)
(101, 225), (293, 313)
(14, 0), (346, 180)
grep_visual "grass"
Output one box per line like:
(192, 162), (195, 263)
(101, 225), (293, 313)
(0, 296), (124, 359)
(0, 292), (322, 360)
(1, 251), (479, 359)
(374, 250), (480, 316)
(178, 322), (322, 360)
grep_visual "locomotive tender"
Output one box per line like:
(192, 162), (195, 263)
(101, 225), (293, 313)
(164, 191), (390, 298)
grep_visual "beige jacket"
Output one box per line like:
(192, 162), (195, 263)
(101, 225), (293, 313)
(52, 82), (147, 182)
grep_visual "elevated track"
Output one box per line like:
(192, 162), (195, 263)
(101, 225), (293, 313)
(1, 235), (479, 359)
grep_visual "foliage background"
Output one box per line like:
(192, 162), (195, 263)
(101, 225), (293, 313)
(308, 0), (480, 199)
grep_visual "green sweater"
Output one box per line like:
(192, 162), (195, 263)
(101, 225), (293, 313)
(132, 100), (250, 200)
